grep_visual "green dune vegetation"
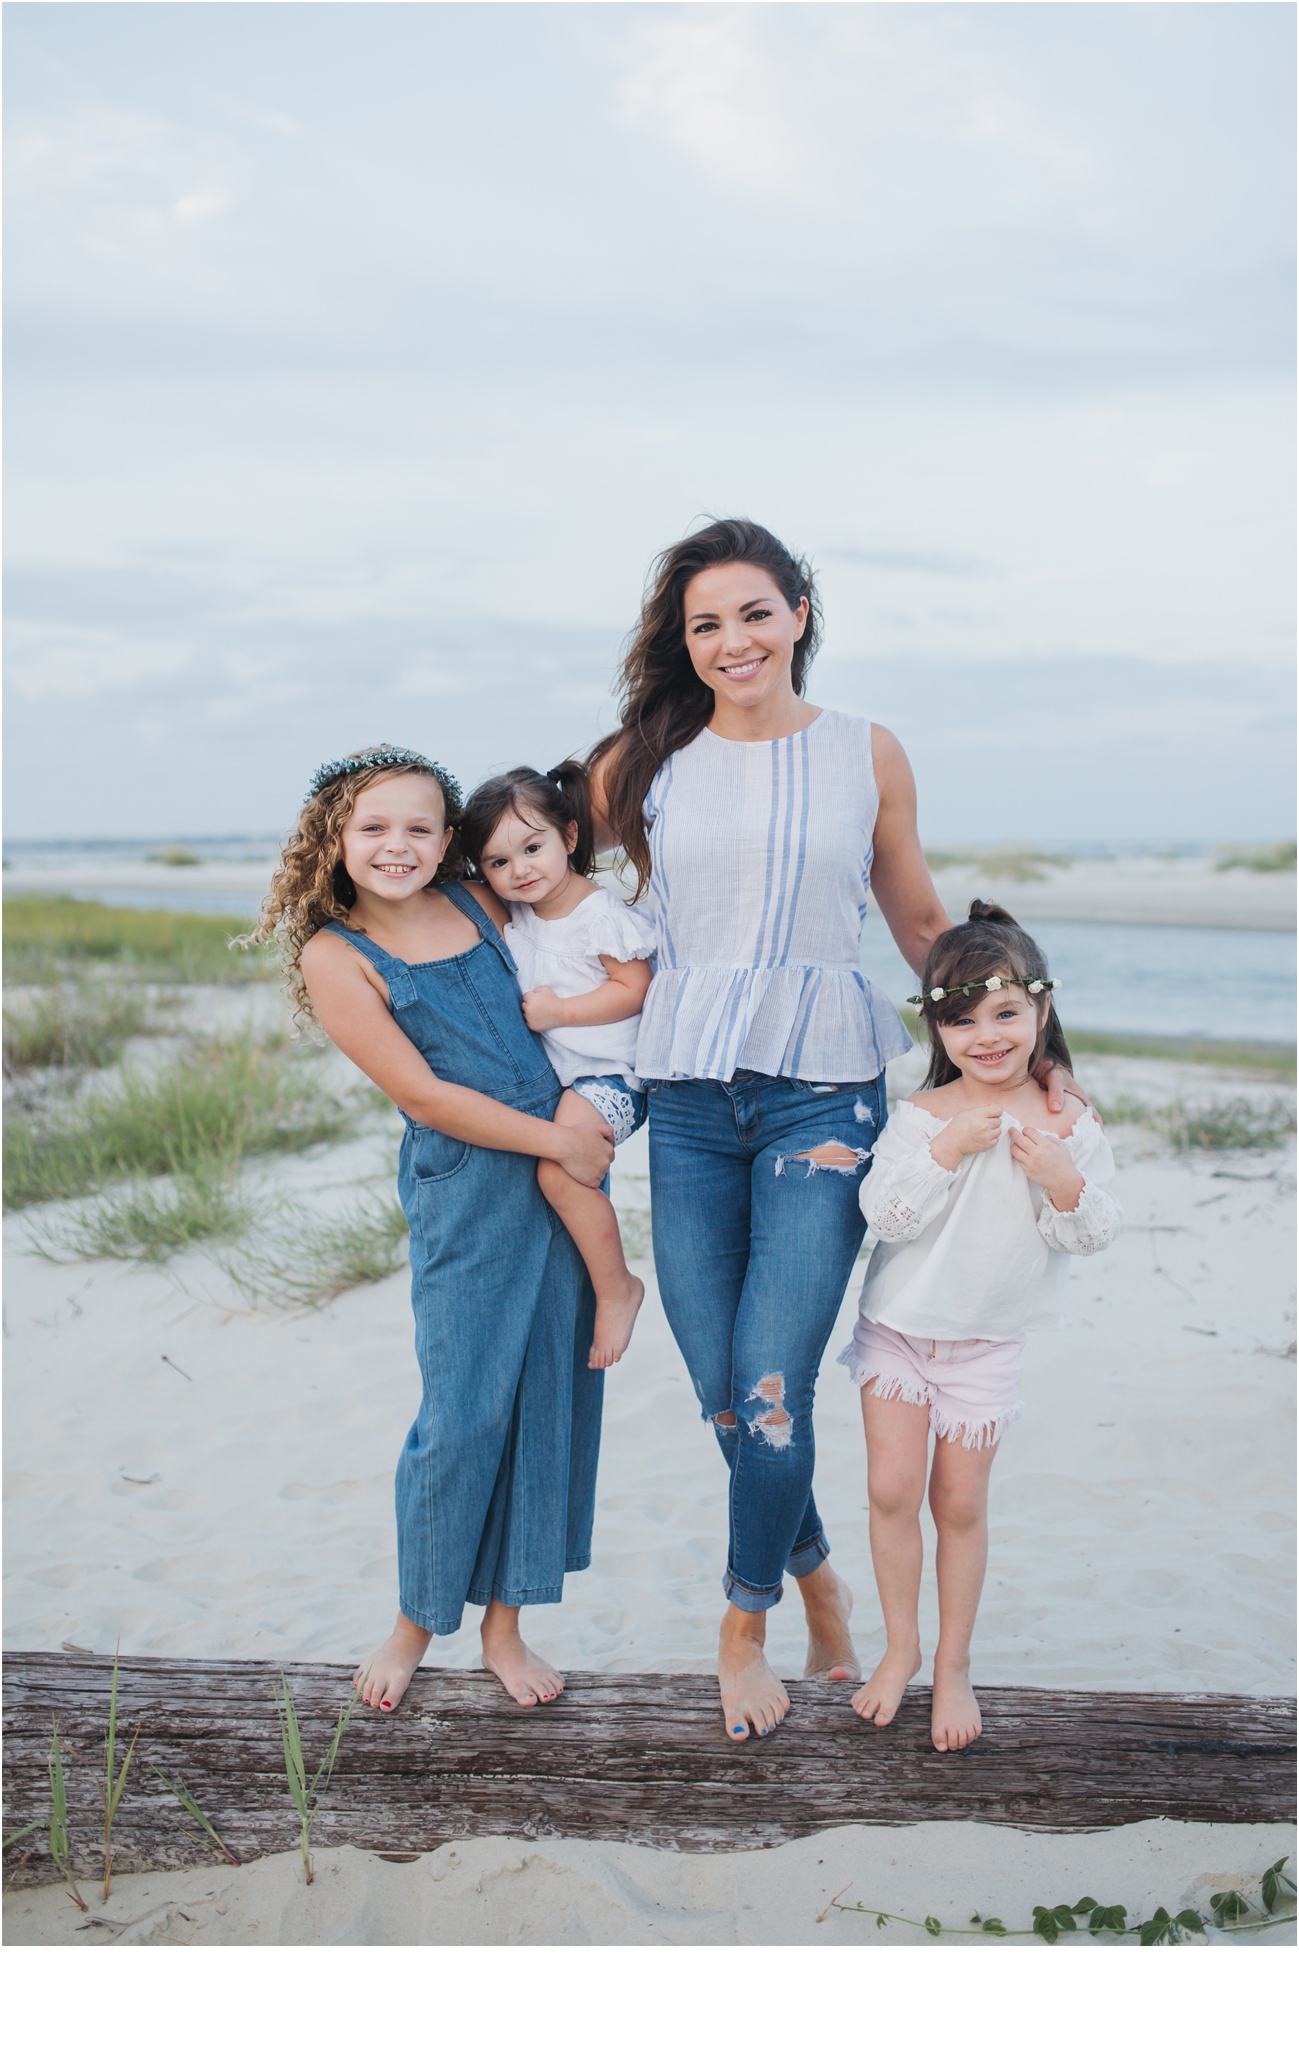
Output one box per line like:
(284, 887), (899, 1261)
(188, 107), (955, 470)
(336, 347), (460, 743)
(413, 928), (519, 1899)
(3, 895), (1294, 1306)
(3, 898), (409, 1307)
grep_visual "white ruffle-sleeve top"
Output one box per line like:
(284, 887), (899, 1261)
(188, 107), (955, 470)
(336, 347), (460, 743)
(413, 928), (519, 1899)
(633, 709), (912, 1083)
(856, 1099), (1122, 1341)
(504, 887), (656, 1091)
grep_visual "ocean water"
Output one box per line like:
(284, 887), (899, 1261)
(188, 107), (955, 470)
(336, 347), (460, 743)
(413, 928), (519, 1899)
(860, 915), (1295, 1047)
(4, 838), (1295, 1045)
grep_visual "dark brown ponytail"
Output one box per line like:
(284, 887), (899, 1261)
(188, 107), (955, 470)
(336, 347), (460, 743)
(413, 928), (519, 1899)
(460, 760), (596, 879)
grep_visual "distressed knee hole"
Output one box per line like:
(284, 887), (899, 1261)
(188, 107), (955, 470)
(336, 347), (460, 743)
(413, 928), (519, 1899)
(747, 1373), (793, 1448)
(711, 1410), (737, 1430)
(773, 1142), (871, 1177)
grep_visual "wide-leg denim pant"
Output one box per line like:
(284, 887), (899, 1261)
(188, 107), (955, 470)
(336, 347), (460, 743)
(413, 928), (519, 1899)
(648, 1072), (885, 1611)
(396, 1099), (600, 1636)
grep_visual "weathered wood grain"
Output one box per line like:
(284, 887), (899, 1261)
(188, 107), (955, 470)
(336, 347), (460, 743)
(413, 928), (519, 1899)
(3, 1653), (1293, 1888)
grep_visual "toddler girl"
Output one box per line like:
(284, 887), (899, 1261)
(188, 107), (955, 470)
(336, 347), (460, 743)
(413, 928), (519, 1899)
(840, 901), (1121, 1753)
(461, 763), (655, 1371)
(250, 744), (614, 1714)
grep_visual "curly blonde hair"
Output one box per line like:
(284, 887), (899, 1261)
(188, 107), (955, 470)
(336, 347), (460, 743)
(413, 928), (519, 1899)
(243, 751), (466, 1021)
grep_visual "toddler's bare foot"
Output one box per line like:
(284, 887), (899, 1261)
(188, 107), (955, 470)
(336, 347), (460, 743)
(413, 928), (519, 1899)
(931, 1663), (982, 1752)
(719, 1619), (790, 1742)
(800, 1562), (860, 1680)
(851, 1642), (922, 1726)
(588, 1272), (645, 1370)
(353, 1614), (431, 1713)
(481, 1611), (564, 1706)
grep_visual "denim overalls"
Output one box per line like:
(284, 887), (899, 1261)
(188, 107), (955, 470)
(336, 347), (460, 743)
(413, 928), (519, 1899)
(328, 883), (601, 1635)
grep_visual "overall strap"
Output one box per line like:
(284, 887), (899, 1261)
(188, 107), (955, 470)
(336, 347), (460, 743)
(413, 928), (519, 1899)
(440, 882), (517, 975)
(324, 923), (418, 1010)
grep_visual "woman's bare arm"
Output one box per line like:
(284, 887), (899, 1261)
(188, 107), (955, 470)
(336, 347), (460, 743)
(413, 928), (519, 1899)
(867, 724), (953, 975)
(300, 932), (614, 1185)
(588, 746), (622, 857)
(868, 726), (1089, 1117)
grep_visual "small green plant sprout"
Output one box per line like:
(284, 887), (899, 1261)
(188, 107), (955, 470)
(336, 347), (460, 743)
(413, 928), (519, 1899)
(47, 1720), (89, 1911)
(66, 1646), (141, 1901)
(275, 1672), (363, 1884)
(151, 1767), (241, 1866)
(1260, 1855), (1296, 1914)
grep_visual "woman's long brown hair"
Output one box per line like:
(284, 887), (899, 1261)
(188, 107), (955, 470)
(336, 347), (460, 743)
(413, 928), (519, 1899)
(589, 518), (822, 896)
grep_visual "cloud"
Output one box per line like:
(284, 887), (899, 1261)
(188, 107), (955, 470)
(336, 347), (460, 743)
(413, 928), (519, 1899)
(820, 547), (998, 578)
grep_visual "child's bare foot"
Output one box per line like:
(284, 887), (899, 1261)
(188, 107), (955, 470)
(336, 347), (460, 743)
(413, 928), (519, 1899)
(353, 1613), (431, 1712)
(800, 1562), (860, 1680)
(931, 1662), (982, 1751)
(480, 1604), (564, 1706)
(851, 1642), (922, 1726)
(588, 1273), (645, 1370)
(719, 1614), (790, 1741)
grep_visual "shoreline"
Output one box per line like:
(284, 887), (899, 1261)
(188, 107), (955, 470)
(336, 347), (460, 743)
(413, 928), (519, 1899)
(4, 851), (1296, 931)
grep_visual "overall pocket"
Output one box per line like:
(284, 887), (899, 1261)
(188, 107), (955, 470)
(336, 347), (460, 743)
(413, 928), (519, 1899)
(407, 1127), (472, 1183)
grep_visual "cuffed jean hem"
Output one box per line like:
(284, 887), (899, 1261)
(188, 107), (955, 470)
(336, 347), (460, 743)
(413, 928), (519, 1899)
(723, 1572), (783, 1614)
(786, 1533), (831, 1579)
(723, 1530), (830, 1612)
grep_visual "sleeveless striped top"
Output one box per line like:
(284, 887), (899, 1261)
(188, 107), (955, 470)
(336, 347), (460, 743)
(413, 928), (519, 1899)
(633, 708), (912, 1084)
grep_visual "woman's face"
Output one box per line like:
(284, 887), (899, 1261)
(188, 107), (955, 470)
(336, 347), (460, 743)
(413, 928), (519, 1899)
(340, 773), (450, 905)
(681, 562), (808, 715)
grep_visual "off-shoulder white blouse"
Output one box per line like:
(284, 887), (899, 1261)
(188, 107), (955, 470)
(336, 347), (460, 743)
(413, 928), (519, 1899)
(856, 1100), (1122, 1341)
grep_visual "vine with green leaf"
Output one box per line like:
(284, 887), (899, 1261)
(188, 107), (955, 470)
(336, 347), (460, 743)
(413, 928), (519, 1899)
(817, 1855), (1295, 1944)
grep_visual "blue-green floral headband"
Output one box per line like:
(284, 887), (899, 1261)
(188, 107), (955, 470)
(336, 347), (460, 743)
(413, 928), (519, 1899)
(906, 973), (1060, 1009)
(305, 747), (463, 808)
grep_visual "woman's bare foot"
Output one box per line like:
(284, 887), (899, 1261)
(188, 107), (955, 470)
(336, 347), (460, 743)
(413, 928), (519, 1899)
(353, 1613), (431, 1712)
(931, 1662), (982, 1751)
(799, 1562), (860, 1680)
(719, 1609), (790, 1741)
(851, 1641), (922, 1726)
(480, 1602), (564, 1706)
(588, 1273), (645, 1370)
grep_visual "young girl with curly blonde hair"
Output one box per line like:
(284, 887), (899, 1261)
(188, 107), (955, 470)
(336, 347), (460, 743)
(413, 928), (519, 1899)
(251, 744), (613, 1712)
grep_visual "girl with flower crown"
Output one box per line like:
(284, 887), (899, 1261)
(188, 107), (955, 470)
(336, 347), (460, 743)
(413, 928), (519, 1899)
(840, 901), (1121, 1752)
(250, 745), (614, 1713)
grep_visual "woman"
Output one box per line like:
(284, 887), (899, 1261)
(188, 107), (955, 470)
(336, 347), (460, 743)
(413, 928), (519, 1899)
(589, 519), (1081, 1742)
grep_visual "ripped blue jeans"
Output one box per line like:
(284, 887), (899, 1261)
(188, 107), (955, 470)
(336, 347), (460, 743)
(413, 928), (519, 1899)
(647, 1071), (886, 1612)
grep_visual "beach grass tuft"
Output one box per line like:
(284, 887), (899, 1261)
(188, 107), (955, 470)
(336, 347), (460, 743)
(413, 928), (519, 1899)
(275, 1673), (362, 1884)
(4, 895), (271, 985)
(212, 1193), (410, 1310)
(1214, 840), (1296, 873)
(4, 1033), (359, 1210)
(1067, 1029), (1296, 1074)
(31, 1170), (261, 1263)
(3, 979), (164, 1075)
(46, 1720), (88, 1911)
(1094, 1094), (1296, 1151)
(921, 844), (1072, 882)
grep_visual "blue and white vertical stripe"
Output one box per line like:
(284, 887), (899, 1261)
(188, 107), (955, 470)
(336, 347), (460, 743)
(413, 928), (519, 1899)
(633, 708), (913, 1083)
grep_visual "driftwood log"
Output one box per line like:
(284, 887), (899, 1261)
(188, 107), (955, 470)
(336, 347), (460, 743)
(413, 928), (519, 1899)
(3, 1652), (1293, 1888)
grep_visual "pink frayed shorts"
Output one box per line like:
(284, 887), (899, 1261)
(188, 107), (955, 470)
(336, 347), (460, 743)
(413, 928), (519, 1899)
(838, 1316), (1025, 1450)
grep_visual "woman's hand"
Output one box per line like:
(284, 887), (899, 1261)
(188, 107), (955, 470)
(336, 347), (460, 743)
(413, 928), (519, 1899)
(929, 1106), (1003, 1170)
(1036, 1058), (1099, 1122)
(551, 1118), (616, 1188)
(522, 985), (566, 1033)
(1011, 1125), (1084, 1211)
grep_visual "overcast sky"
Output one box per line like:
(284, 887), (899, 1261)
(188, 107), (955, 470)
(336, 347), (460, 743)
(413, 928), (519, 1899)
(4, 1), (1294, 843)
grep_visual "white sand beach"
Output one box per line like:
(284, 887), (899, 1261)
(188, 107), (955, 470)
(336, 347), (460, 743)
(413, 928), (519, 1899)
(4, 1040), (1294, 1944)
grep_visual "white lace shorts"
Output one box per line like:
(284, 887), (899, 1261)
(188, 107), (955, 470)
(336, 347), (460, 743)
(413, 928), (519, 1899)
(568, 1073), (648, 1146)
